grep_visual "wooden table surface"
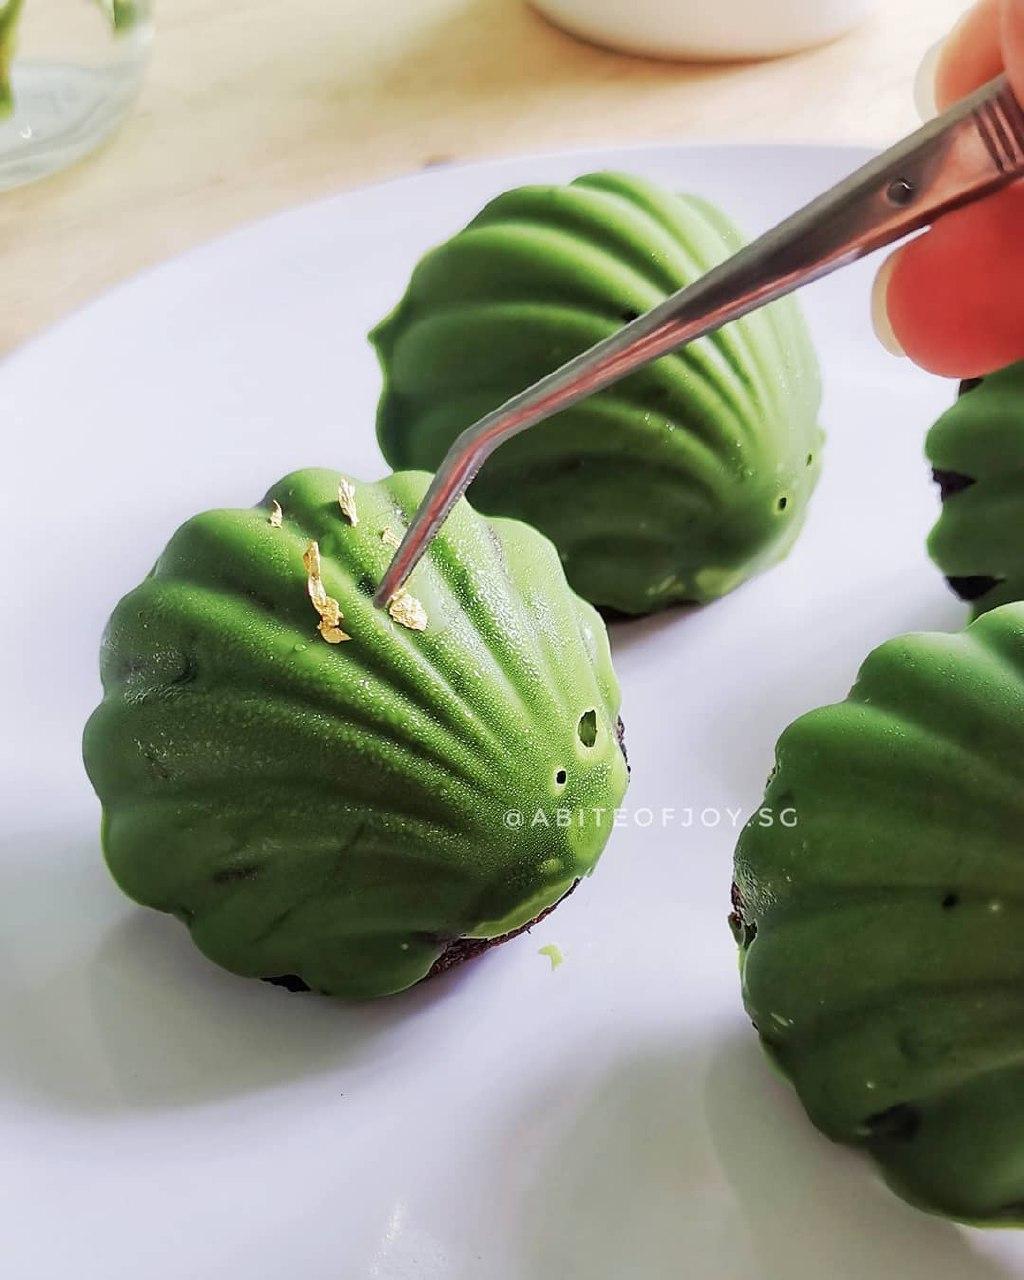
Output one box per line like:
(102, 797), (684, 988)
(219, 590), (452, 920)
(1, 0), (969, 354)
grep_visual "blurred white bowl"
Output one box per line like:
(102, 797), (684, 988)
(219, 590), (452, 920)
(530, 0), (878, 60)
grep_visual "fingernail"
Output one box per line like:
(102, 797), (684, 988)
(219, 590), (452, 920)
(914, 39), (943, 121)
(871, 254), (906, 358)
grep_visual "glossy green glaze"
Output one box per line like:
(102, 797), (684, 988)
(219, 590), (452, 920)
(371, 172), (823, 615)
(83, 469), (628, 999)
(732, 603), (1024, 1222)
(928, 363), (1024, 618)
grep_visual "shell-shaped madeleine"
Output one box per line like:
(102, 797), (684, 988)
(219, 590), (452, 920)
(83, 470), (628, 999)
(371, 172), (823, 616)
(732, 603), (1024, 1222)
(928, 363), (1024, 618)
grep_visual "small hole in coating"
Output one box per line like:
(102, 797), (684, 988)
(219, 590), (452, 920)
(577, 709), (598, 747)
(555, 768), (567, 786)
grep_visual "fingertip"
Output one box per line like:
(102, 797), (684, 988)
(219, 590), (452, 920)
(934, 0), (1003, 110)
(913, 40), (943, 120)
(1000, 0), (1024, 101)
(884, 245), (965, 377)
(870, 254), (907, 358)
(883, 187), (1024, 378)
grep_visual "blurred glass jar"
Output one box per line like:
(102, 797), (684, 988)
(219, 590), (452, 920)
(0, 0), (153, 190)
(530, 0), (878, 60)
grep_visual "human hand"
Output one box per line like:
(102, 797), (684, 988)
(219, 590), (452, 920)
(872, 0), (1024, 376)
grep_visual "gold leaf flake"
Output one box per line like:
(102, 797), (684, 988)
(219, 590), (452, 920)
(313, 586), (343, 630)
(380, 527), (402, 550)
(268, 500), (283, 528)
(337, 478), (359, 526)
(318, 621), (350, 644)
(303, 540), (350, 643)
(303, 541), (322, 578)
(387, 587), (428, 632)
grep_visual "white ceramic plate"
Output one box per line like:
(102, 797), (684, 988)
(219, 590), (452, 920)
(3, 145), (1016, 1279)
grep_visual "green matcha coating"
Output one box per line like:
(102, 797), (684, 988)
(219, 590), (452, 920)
(732, 602), (1024, 1222)
(83, 469), (628, 999)
(928, 362), (1024, 618)
(371, 172), (824, 616)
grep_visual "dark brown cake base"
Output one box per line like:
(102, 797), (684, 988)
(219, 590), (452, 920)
(266, 715), (629, 994)
(425, 880), (579, 979)
(264, 887), (578, 994)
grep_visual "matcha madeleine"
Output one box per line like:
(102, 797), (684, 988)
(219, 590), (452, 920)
(372, 171), (823, 615)
(83, 469), (628, 999)
(732, 603), (1024, 1223)
(928, 363), (1024, 617)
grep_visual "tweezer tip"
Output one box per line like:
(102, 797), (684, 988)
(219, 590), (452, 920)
(374, 536), (417, 608)
(372, 574), (399, 609)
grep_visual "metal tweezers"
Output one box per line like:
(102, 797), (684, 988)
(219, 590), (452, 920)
(375, 74), (1024, 607)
